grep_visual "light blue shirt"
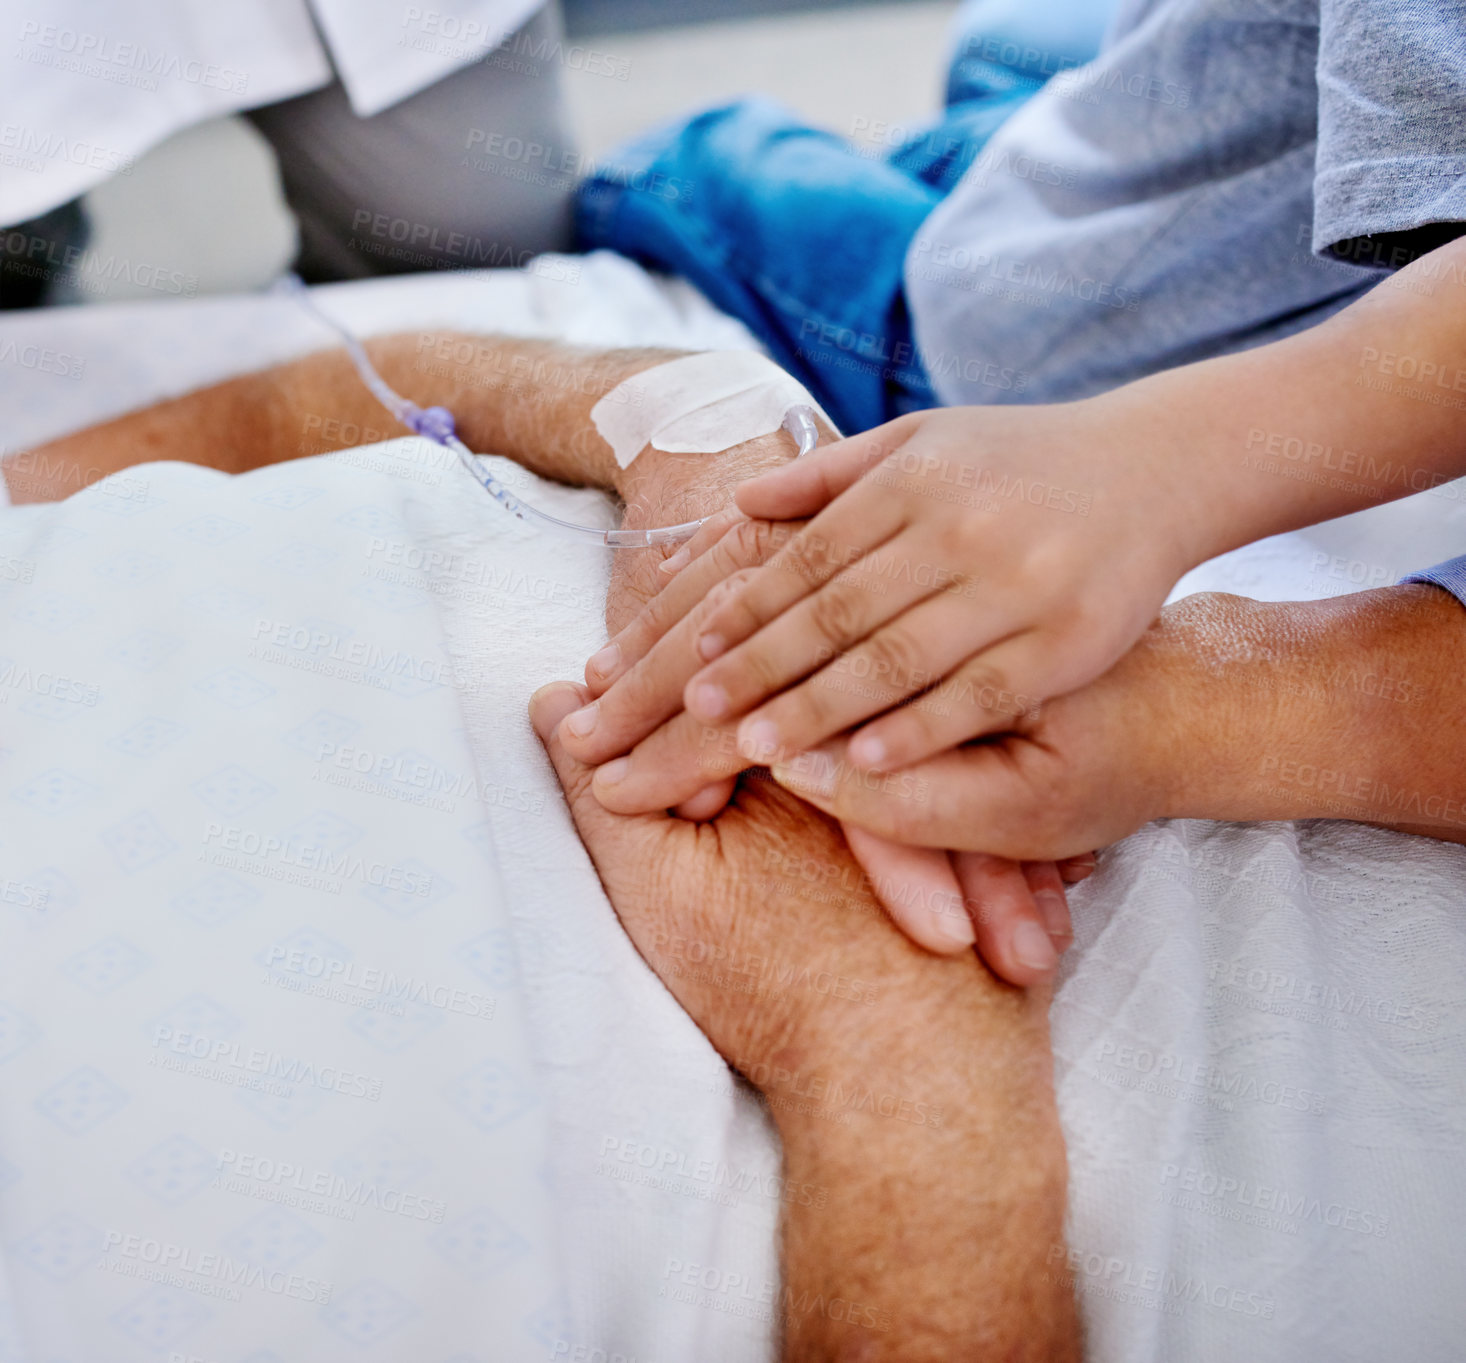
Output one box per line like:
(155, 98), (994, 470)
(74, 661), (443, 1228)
(1403, 555), (1466, 610)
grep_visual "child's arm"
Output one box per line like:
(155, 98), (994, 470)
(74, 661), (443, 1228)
(559, 237), (1466, 808)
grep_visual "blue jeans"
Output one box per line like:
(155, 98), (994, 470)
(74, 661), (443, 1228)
(574, 0), (1113, 433)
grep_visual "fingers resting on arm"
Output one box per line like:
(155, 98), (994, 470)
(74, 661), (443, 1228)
(844, 827), (1083, 988)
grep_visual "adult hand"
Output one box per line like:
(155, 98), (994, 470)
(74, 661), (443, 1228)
(766, 586), (1466, 860)
(565, 505), (1091, 984)
(530, 679), (1078, 1360)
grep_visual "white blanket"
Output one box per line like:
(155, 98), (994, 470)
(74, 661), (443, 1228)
(1, 255), (1464, 1362)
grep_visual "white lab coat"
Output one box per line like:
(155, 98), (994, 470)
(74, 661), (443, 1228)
(0, 0), (544, 223)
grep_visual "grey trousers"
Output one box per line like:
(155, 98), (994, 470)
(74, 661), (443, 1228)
(0, 199), (89, 309)
(247, 4), (577, 281)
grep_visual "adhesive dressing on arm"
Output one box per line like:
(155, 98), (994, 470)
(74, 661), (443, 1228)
(591, 351), (832, 469)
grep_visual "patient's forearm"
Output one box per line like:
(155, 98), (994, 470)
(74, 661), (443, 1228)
(603, 454), (1076, 1361)
(2, 332), (686, 503)
(1168, 585), (1466, 842)
(770, 987), (1075, 1360)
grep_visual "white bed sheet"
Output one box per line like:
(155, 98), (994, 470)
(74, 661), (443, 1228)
(1, 255), (1464, 1362)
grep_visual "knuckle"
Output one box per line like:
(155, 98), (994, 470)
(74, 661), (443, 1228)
(706, 568), (764, 635)
(620, 603), (657, 648)
(716, 519), (755, 570)
(738, 637), (792, 697)
(1020, 771), (1074, 849)
(687, 720), (740, 781)
(609, 625), (656, 679)
(643, 592), (694, 650)
(642, 587), (681, 634)
(861, 624), (927, 695)
(778, 529), (834, 590)
(832, 778), (932, 846)
(888, 699), (942, 750)
(778, 674), (840, 737)
(702, 566), (757, 612)
(619, 651), (664, 708)
(954, 659), (1016, 725)
(935, 514), (978, 562)
(728, 516), (775, 566)
(765, 519), (802, 558)
(805, 582), (868, 648)
(878, 786), (928, 844)
(876, 449), (912, 495)
(590, 676), (649, 745)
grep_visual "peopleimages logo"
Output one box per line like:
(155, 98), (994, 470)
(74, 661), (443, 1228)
(99, 1230), (329, 1303)
(909, 237), (1141, 312)
(0, 120), (135, 175)
(597, 1135), (828, 1208)
(200, 822), (434, 897)
(1159, 1163), (1389, 1237)
(248, 618), (470, 689)
(150, 1024), (385, 1101)
(0, 660), (100, 706)
(1092, 1040), (1325, 1113)
(216, 1149), (447, 1222)
(0, 336), (86, 377)
(1045, 1244), (1273, 1318)
(262, 942), (498, 1020)
(16, 21), (250, 92)
(0, 234), (196, 295)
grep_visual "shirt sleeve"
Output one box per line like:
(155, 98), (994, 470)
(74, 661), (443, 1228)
(1401, 554), (1466, 609)
(1312, 0), (1466, 262)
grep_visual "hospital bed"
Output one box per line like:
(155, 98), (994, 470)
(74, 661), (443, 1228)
(1, 253), (1463, 1362)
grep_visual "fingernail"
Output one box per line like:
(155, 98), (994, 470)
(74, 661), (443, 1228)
(1012, 919), (1059, 972)
(697, 632), (725, 662)
(848, 732), (886, 770)
(931, 898), (976, 950)
(1033, 889), (1072, 947)
(738, 718), (780, 763)
(771, 749), (836, 801)
(596, 758), (629, 786)
(660, 547), (691, 574)
(587, 643), (620, 676)
(690, 682), (727, 720)
(529, 683), (582, 739)
(564, 703), (598, 738)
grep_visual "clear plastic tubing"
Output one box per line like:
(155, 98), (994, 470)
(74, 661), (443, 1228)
(286, 280), (822, 549)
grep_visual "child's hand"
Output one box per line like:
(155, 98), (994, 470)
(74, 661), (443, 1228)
(561, 399), (1201, 817)
(674, 400), (1197, 774)
(845, 825), (1095, 986)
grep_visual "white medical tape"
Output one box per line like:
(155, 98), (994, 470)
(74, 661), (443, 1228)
(590, 350), (830, 469)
